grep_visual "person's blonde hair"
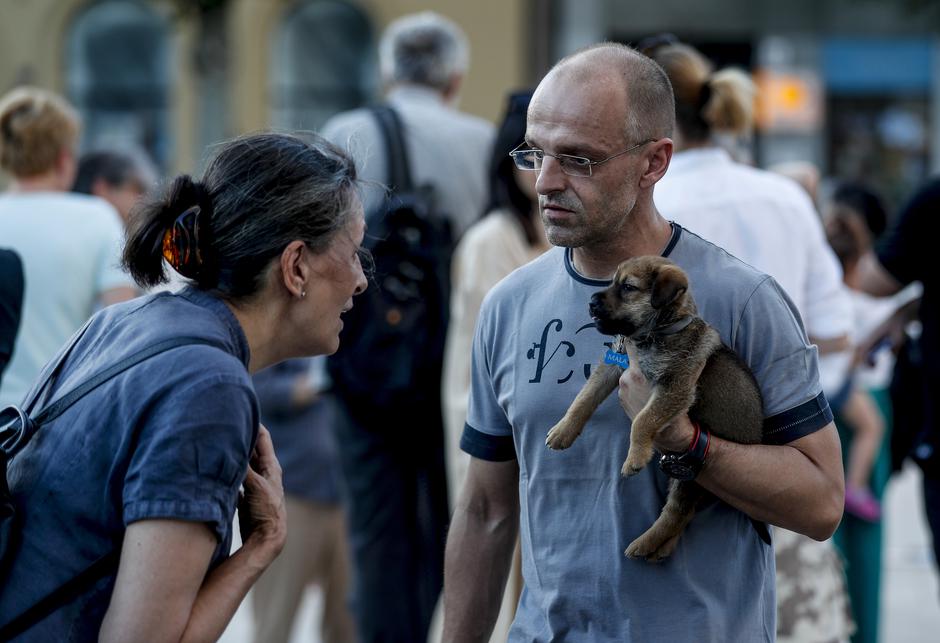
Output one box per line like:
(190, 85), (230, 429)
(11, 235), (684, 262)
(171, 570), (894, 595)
(648, 43), (754, 142)
(0, 87), (80, 177)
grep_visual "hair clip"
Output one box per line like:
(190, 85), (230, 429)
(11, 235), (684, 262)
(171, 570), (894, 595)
(162, 205), (203, 277)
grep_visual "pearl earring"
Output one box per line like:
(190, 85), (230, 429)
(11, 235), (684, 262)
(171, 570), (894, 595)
(301, 290), (306, 299)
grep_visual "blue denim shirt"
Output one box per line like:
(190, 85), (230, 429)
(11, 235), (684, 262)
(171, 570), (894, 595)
(0, 287), (258, 641)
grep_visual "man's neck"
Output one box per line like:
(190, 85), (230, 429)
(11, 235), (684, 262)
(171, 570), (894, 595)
(10, 173), (66, 193)
(570, 212), (673, 280)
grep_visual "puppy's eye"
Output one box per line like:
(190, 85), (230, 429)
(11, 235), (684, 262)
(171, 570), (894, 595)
(620, 283), (637, 294)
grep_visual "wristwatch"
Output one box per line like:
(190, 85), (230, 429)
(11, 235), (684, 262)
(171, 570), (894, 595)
(658, 422), (710, 481)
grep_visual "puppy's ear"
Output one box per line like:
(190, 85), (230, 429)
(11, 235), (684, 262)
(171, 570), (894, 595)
(650, 264), (688, 309)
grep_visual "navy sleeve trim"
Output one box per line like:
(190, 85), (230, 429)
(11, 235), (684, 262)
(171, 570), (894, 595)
(460, 423), (516, 461)
(762, 391), (834, 445)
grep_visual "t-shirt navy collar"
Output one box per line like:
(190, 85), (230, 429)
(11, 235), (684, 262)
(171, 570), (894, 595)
(177, 286), (251, 367)
(564, 221), (683, 286)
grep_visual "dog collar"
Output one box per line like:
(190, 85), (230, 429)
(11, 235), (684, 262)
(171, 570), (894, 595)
(650, 315), (694, 337)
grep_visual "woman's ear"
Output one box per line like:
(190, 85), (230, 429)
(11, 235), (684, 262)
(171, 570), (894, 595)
(279, 240), (309, 299)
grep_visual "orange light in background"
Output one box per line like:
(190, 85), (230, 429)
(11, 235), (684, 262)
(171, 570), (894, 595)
(755, 69), (823, 133)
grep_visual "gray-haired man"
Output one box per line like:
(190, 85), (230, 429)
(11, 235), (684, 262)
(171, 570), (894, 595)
(322, 11), (494, 643)
(324, 11), (493, 238)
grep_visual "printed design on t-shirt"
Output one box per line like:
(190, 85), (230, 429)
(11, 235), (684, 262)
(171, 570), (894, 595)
(526, 318), (614, 384)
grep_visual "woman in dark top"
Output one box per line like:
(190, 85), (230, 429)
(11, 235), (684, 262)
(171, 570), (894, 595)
(0, 132), (367, 641)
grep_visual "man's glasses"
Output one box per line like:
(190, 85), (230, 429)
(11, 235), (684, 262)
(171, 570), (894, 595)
(509, 139), (656, 177)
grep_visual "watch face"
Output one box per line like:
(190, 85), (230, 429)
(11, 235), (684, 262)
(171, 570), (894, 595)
(659, 455), (697, 481)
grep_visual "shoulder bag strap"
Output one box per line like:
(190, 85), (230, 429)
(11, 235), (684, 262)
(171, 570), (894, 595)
(0, 336), (223, 640)
(0, 548), (121, 640)
(21, 320), (94, 416)
(370, 104), (414, 193)
(33, 336), (219, 425)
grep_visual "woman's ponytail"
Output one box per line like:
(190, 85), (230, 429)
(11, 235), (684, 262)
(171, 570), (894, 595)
(649, 42), (756, 142)
(701, 68), (755, 135)
(122, 174), (215, 289)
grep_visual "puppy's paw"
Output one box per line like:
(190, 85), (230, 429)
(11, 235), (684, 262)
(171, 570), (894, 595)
(620, 461), (644, 477)
(624, 529), (681, 562)
(546, 422), (578, 450)
(620, 445), (654, 477)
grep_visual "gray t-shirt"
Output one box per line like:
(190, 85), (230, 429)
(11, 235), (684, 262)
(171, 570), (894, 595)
(462, 224), (832, 642)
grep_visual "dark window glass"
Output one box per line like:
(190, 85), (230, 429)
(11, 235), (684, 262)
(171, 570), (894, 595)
(270, 0), (377, 131)
(67, 0), (170, 170)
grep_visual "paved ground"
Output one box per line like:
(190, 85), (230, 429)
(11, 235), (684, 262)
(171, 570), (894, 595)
(220, 464), (940, 643)
(881, 464), (940, 642)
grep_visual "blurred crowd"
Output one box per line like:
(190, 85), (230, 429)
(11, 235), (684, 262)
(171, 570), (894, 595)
(1, 9), (938, 643)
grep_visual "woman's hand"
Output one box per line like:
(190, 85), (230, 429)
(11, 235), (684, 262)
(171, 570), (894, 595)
(238, 425), (287, 562)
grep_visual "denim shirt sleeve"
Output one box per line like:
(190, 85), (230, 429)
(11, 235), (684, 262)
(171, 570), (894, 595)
(123, 373), (258, 541)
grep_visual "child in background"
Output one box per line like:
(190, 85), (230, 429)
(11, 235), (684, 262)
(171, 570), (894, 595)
(824, 203), (886, 521)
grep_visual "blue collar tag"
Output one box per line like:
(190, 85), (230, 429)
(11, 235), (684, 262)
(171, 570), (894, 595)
(604, 348), (629, 368)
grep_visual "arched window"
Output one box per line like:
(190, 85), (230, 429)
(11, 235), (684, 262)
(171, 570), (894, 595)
(66, 0), (171, 170)
(271, 0), (377, 131)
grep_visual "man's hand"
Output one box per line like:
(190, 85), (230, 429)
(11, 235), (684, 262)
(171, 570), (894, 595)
(618, 367), (695, 453)
(238, 425), (287, 560)
(617, 365), (651, 420)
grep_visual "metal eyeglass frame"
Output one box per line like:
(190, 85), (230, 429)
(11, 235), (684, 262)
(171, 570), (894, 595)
(509, 139), (656, 177)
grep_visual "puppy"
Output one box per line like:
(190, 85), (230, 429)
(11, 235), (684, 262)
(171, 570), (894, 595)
(545, 256), (764, 561)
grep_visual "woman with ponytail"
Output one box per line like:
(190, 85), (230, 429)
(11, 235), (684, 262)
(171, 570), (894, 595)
(647, 39), (856, 643)
(0, 132), (367, 641)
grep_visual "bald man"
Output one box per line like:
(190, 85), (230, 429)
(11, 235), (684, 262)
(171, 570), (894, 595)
(442, 43), (843, 642)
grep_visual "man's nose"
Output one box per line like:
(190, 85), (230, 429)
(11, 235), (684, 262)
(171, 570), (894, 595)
(535, 154), (567, 195)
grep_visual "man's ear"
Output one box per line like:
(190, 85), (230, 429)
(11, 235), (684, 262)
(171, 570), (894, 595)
(441, 73), (463, 104)
(639, 138), (673, 189)
(57, 148), (77, 190)
(279, 240), (309, 298)
(650, 263), (688, 309)
(91, 177), (111, 200)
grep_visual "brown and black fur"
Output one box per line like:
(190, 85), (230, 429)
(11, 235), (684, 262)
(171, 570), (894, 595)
(545, 256), (764, 561)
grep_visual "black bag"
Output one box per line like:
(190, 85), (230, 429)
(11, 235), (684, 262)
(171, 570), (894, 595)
(0, 331), (219, 639)
(328, 105), (454, 408)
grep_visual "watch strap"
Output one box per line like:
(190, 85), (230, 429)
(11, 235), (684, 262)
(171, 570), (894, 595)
(659, 421), (709, 480)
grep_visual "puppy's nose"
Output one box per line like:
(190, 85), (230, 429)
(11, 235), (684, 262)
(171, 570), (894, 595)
(589, 293), (604, 317)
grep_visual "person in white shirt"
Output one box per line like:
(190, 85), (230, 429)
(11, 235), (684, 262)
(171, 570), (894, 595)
(647, 40), (855, 643)
(0, 87), (136, 408)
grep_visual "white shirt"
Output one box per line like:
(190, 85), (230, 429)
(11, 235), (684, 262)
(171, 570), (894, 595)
(0, 192), (132, 407)
(321, 85), (495, 239)
(655, 148), (852, 342)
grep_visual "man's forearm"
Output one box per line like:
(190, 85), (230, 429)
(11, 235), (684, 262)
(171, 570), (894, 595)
(695, 425), (844, 540)
(443, 501), (518, 642)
